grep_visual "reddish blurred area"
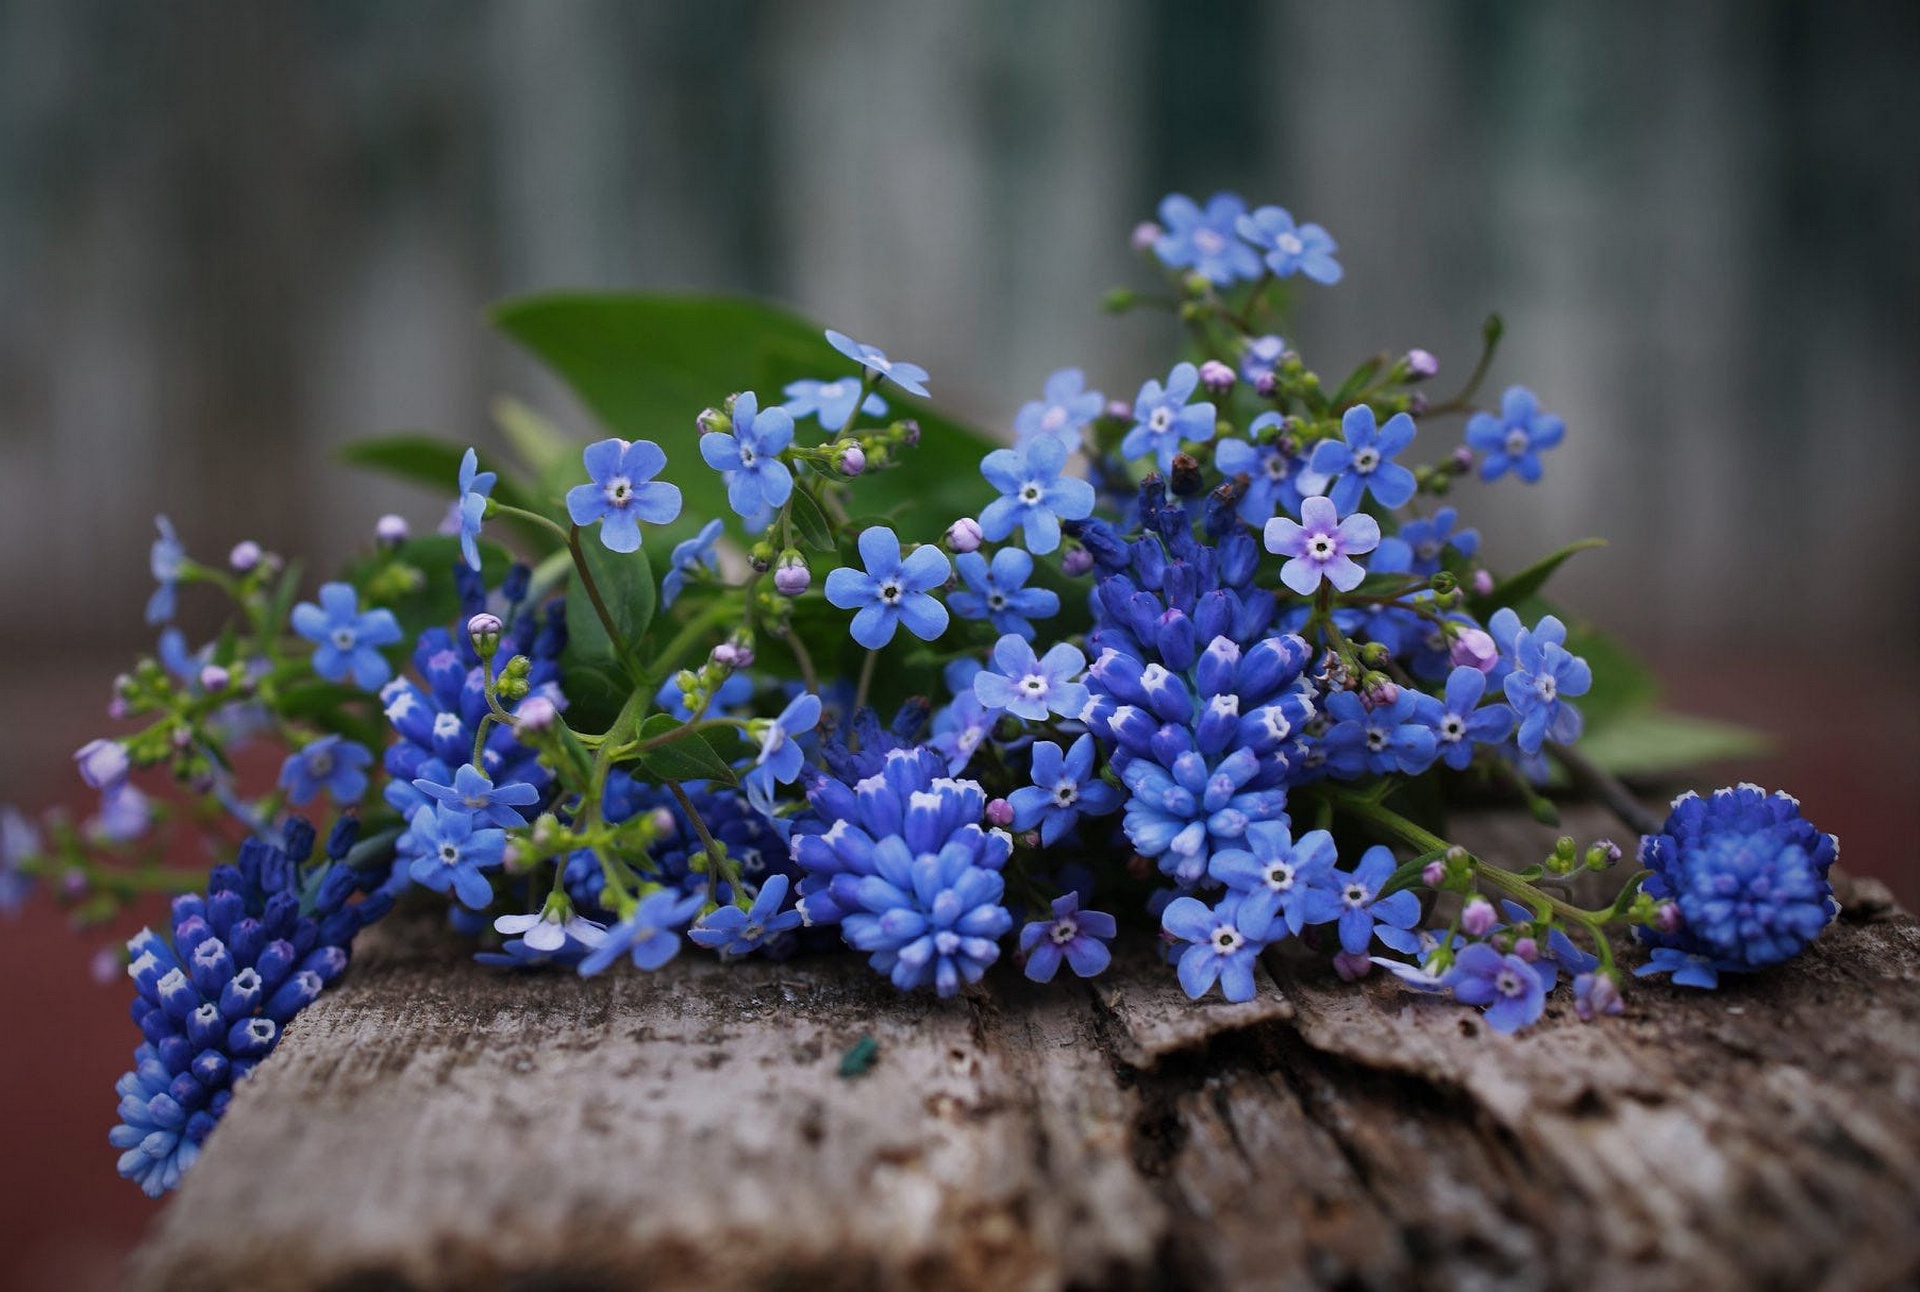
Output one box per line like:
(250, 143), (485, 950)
(0, 651), (1911, 1290)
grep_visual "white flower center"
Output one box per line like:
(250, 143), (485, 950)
(1050, 918), (1079, 945)
(1053, 780), (1079, 807)
(1440, 715), (1467, 742)
(1505, 429), (1530, 457)
(1264, 454), (1289, 480)
(330, 628), (356, 651)
(1148, 406), (1174, 433)
(1495, 968), (1526, 997)
(1309, 534), (1337, 561)
(1019, 673), (1050, 698)
(1353, 447), (1381, 473)
(1343, 882), (1370, 908)
(308, 750), (334, 776)
(604, 475), (634, 507)
(1262, 860), (1296, 892)
(879, 580), (902, 604)
(1211, 924), (1244, 954)
(1536, 675), (1558, 702)
(1041, 407), (1067, 431)
(987, 592), (1007, 611)
(739, 445), (757, 467)
(1019, 481), (1043, 505)
(1193, 227), (1226, 256)
(1276, 232), (1304, 256)
(1365, 725), (1389, 752)
(438, 842), (460, 866)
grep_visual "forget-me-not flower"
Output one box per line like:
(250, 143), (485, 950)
(292, 583), (403, 690)
(1019, 892), (1116, 983)
(147, 516), (185, 625)
(1419, 666), (1516, 770)
(1442, 943), (1548, 1033)
(1014, 368), (1104, 449)
(278, 735), (373, 806)
(1215, 413), (1309, 525)
(1161, 892), (1272, 1003)
(661, 519), (724, 609)
(1263, 495), (1381, 595)
(825, 329), (930, 398)
(823, 526), (950, 649)
(948, 547), (1059, 640)
(412, 763), (542, 829)
(689, 873), (804, 957)
(1327, 845), (1422, 955)
(1008, 734), (1119, 846)
(578, 889), (704, 976)
(1308, 405), (1419, 513)
(1375, 506), (1478, 578)
(1122, 362), (1216, 472)
(1321, 688), (1440, 778)
(1503, 614), (1591, 753)
(1466, 386), (1565, 483)
(782, 376), (887, 431)
(977, 435), (1096, 554)
(454, 448), (496, 572)
(973, 635), (1088, 723)
(747, 691), (823, 795)
(1207, 822), (1343, 940)
(1236, 205), (1341, 284)
(405, 801), (507, 910)
(565, 437), (683, 553)
(700, 392), (795, 520)
(1151, 192), (1261, 285)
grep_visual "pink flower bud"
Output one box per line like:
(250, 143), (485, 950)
(1061, 547), (1093, 577)
(1198, 359), (1236, 396)
(90, 946), (121, 985)
(985, 798), (1014, 827)
(1451, 445), (1476, 472)
(839, 444), (867, 476)
(1421, 860), (1447, 888)
(466, 612), (503, 650)
(1461, 898), (1497, 937)
(375, 514), (410, 546)
(1130, 220), (1162, 253)
(1332, 950), (1373, 982)
(648, 807), (678, 835)
(1470, 569), (1495, 597)
(1512, 936), (1540, 962)
(946, 518), (984, 553)
(73, 739), (129, 792)
(773, 557), (811, 596)
(198, 664), (230, 692)
(1655, 902), (1683, 934)
(1449, 627), (1498, 673)
(514, 695), (557, 732)
(1254, 370), (1279, 398)
(229, 540), (263, 572)
(1104, 399), (1132, 422)
(1405, 348), (1439, 380)
(711, 642), (753, 670)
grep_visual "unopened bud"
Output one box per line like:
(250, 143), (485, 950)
(1421, 860), (1447, 888)
(1198, 359), (1236, 396)
(1130, 220), (1162, 253)
(648, 807), (678, 836)
(1359, 642), (1393, 669)
(1405, 349), (1439, 380)
(839, 443), (867, 476)
(1104, 399), (1132, 422)
(1585, 839), (1622, 871)
(229, 540), (262, 572)
(467, 612), (503, 654)
(73, 739), (129, 792)
(514, 695), (557, 732)
(1470, 569), (1495, 597)
(946, 518), (984, 554)
(375, 514), (410, 546)
(1655, 901), (1683, 934)
(1451, 445), (1476, 473)
(1449, 626), (1498, 673)
(1254, 370), (1278, 398)
(711, 642), (754, 670)
(696, 406), (728, 435)
(1332, 950), (1373, 982)
(985, 798), (1014, 827)
(1169, 453), (1205, 497)
(1061, 546), (1093, 577)
(1511, 936), (1540, 962)
(198, 664), (230, 693)
(1428, 571), (1458, 595)
(897, 420), (920, 448)
(1408, 391), (1430, 416)
(749, 541), (774, 573)
(773, 552), (811, 596)
(1461, 898), (1497, 937)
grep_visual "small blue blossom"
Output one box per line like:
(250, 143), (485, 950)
(403, 802), (506, 910)
(1008, 734), (1119, 846)
(1215, 413), (1308, 525)
(1151, 191), (1261, 285)
(973, 635), (1089, 724)
(1161, 892), (1272, 1003)
(1418, 667), (1516, 771)
(147, 516), (185, 625)
(1327, 845), (1421, 955)
(1634, 785), (1838, 983)
(1502, 614), (1592, 753)
(565, 437), (683, 553)
(689, 873), (804, 957)
(1122, 362), (1216, 472)
(578, 889), (705, 976)
(747, 691), (823, 796)
(1019, 893), (1116, 983)
(1441, 942), (1548, 1033)
(825, 329), (930, 398)
(453, 448), (496, 572)
(292, 583), (403, 691)
(978, 435), (1096, 554)
(929, 659), (995, 776)
(75, 738), (130, 792)
(1264, 495), (1381, 595)
(0, 807), (41, 914)
(1322, 689), (1439, 778)
(1307, 405), (1419, 513)
(1236, 205), (1342, 284)
(1238, 334), (1287, 384)
(661, 519), (724, 609)
(91, 784), (152, 844)
(1014, 368), (1104, 450)
(412, 763), (541, 829)
(1466, 386), (1565, 483)
(823, 526), (950, 649)
(948, 548), (1060, 640)
(782, 376), (886, 431)
(1375, 507), (1479, 578)
(277, 736), (373, 806)
(700, 392), (796, 520)
(1207, 823), (1343, 940)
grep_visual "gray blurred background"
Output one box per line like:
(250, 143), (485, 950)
(6, 0), (1919, 682)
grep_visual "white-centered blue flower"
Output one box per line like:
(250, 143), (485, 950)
(972, 635), (1088, 723)
(948, 547), (1060, 640)
(1236, 205), (1342, 284)
(453, 448), (496, 572)
(1152, 191), (1261, 285)
(823, 526), (950, 650)
(147, 516), (185, 626)
(1122, 362), (1216, 472)
(783, 376), (886, 431)
(565, 437), (683, 553)
(977, 435), (1096, 555)
(1466, 386), (1565, 483)
(699, 392), (795, 520)
(1013, 368), (1104, 450)
(825, 329), (930, 398)
(1307, 404), (1418, 513)
(292, 583), (403, 691)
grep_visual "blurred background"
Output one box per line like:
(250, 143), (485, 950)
(1, 1), (1916, 1287)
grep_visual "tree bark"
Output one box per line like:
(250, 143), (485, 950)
(127, 810), (1920, 1292)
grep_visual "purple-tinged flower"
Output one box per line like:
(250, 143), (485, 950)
(973, 635), (1088, 724)
(1151, 191), (1261, 285)
(948, 548), (1060, 640)
(1461, 898), (1498, 937)
(747, 691), (823, 795)
(839, 443), (866, 476)
(825, 329), (930, 398)
(75, 738), (130, 792)
(566, 438), (683, 553)
(1418, 666), (1516, 771)
(782, 376), (887, 431)
(978, 436), (1097, 554)
(1198, 359), (1236, 396)
(1375, 507), (1478, 577)
(1162, 892), (1271, 1003)
(1327, 845), (1422, 955)
(578, 889), (704, 976)
(90, 783), (152, 844)
(1215, 412), (1309, 525)
(1574, 971), (1625, 1020)
(1014, 368), (1104, 449)
(1307, 405), (1418, 513)
(1502, 614), (1591, 753)
(0, 808), (41, 914)
(1406, 348), (1439, 379)
(413, 763), (541, 829)
(661, 519), (724, 609)
(689, 873), (804, 957)
(1321, 688), (1439, 778)
(1122, 363), (1216, 472)
(1206, 822), (1343, 940)
(1235, 205), (1341, 284)
(930, 660), (994, 776)
(1466, 386), (1565, 483)
(1264, 495), (1381, 595)
(292, 583), (403, 690)
(1008, 734), (1119, 846)
(278, 736), (373, 806)
(404, 802), (506, 910)
(700, 392), (795, 520)
(1442, 942), (1548, 1033)
(1020, 892), (1116, 983)
(147, 516), (185, 625)
(1449, 626), (1498, 674)
(823, 526), (950, 650)
(453, 448), (496, 572)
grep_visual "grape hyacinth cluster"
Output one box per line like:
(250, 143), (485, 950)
(1, 187), (1839, 1198)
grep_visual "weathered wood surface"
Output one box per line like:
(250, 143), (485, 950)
(128, 811), (1920, 1292)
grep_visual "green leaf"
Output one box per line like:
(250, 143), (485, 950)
(492, 395), (574, 478)
(1576, 711), (1771, 779)
(788, 487), (836, 552)
(1561, 622), (1660, 729)
(1469, 538), (1607, 617)
(337, 434), (559, 553)
(630, 714), (745, 785)
(491, 293), (999, 544)
(560, 539), (655, 732)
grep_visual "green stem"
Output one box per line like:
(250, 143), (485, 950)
(853, 648), (880, 716)
(565, 524), (626, 662)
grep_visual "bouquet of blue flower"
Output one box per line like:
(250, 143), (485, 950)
(7, 192), (1840, 1197)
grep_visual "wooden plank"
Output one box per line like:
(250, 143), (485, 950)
(127, 811), (1920, 1291)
